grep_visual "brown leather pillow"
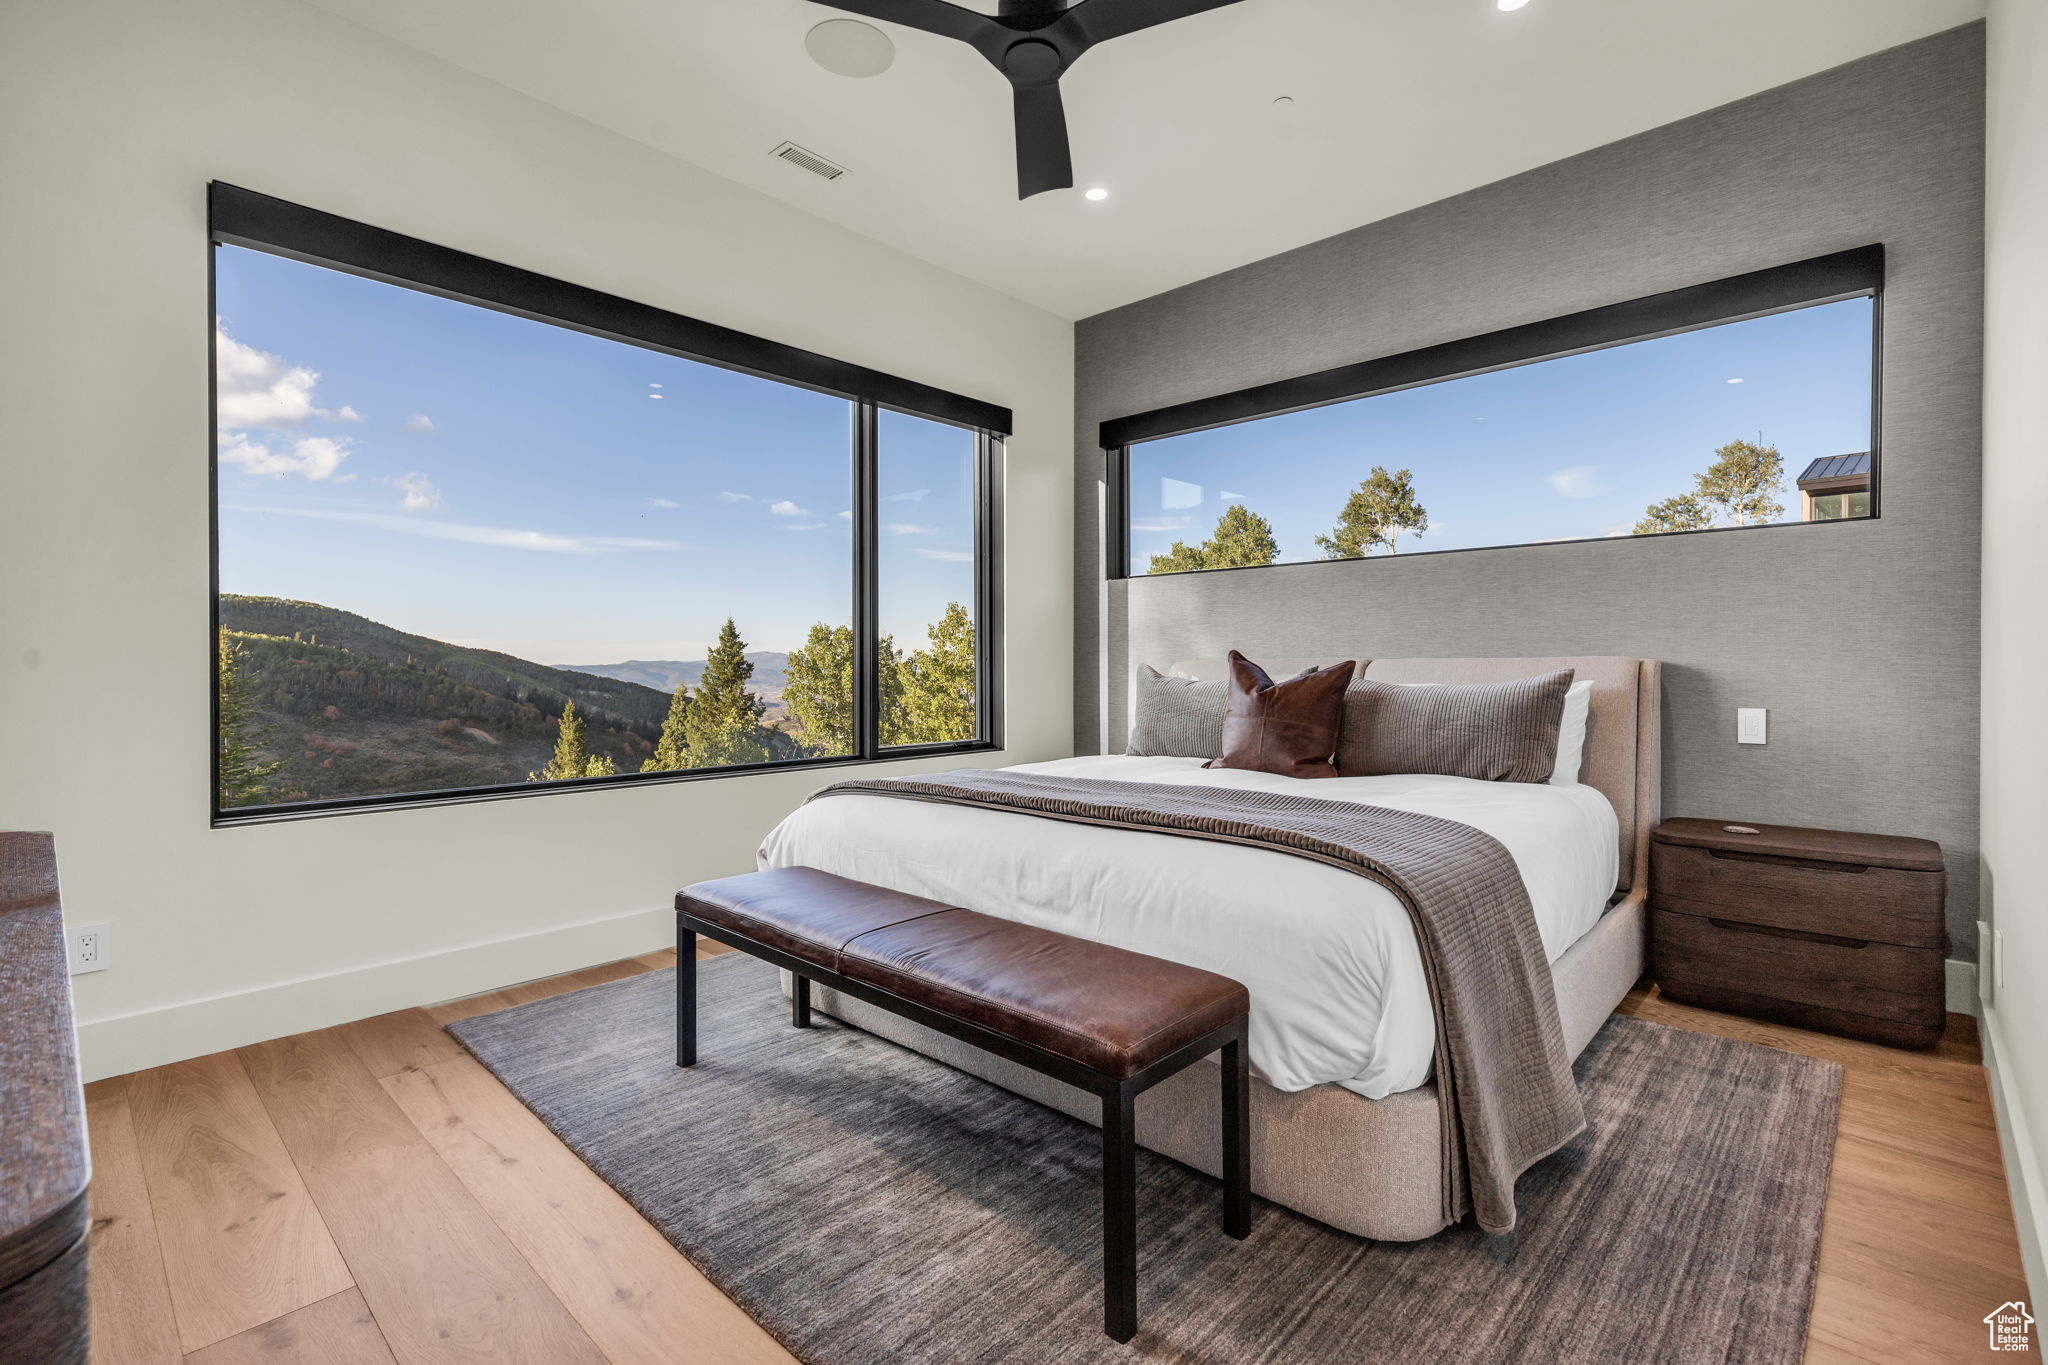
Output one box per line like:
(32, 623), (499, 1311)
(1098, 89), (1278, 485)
(1205, 651), (1357, 779)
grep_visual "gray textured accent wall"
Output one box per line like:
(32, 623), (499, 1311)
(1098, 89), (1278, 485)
(1073, 25), (1986, 955)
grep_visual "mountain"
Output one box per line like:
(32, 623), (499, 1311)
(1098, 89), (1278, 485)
(219, 595), (683, 803)
(562, 653), (790, 700)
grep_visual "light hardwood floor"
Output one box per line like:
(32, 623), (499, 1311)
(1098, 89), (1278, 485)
(83, 949), (2027, 1364)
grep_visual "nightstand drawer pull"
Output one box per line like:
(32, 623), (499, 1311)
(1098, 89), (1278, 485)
(1708, 848), (1869, 875)
(1706, 917), (1869, 950)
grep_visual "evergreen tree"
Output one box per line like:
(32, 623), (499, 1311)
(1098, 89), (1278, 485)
(1315, 466), (1429, 558)
(530, 699), (591, 781)
(1634, 438), (1786, 536)
(218, 628), (284, 808)
(1633, 492), (1715, 535)
(897, 603), (978, 745)
(640, 682), (691, 772)
(682, 618), (770, 768)
(1147, 503), (1280, 574)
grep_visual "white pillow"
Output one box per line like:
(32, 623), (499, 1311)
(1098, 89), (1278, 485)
(1550, 680), (1594, 785)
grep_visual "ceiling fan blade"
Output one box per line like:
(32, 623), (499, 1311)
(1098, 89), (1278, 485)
(1012, 81), (1074, 198)
(1058, 0), (1246, 47)
(806, 0), (1000, 51)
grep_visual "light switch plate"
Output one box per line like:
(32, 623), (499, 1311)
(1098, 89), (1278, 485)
(1737, 708), (1767, 744)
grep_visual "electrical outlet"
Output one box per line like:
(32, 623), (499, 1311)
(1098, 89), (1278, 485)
(1979, 920), (1995, 1005)
(1736, 708), (1767, 745)
(68, 922), (109, 975)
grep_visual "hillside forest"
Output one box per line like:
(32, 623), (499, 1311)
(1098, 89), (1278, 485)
(217, 594), (978, 809)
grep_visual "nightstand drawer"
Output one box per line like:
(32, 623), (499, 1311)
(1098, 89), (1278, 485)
(1650, 843), (1945, 948)
(1651, 907), (1945, 1025)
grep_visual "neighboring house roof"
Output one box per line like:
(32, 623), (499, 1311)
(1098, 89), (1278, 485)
(1796, 452), (1872, 486)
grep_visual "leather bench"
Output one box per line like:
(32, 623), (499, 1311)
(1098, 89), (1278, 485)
(675, 866), (1252, 1343)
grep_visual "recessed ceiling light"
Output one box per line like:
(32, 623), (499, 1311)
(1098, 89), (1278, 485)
(806, 19), (895, 78)
(1497, 0), (1530, 10)
(1085, 187), (1110, 201)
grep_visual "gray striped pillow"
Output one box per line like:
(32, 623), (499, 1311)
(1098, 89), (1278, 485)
(1336, 669), (1576, 783)
(1126, 664), (1227, 758)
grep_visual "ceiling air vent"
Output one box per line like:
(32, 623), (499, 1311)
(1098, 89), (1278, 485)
(770, 141), (847, 182)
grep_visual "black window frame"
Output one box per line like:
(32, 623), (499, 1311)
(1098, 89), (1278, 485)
(210, 183), (1007, 827)
(1102, 244), (1885, 581)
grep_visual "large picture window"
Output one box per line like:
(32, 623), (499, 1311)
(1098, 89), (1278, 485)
(211, 186), (1005, 822)
(1104, 248), (1881, 578)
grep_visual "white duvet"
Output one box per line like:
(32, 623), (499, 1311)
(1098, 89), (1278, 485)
(758, 755), (1619, 1099)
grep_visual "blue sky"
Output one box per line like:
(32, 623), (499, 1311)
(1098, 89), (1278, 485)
(1128, 297), (1874, 573)
(214, 245), (977, 663)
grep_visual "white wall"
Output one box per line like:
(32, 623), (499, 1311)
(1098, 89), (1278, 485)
(1980, 0), (2048, 1301)
(0, 0), (1074, 1081)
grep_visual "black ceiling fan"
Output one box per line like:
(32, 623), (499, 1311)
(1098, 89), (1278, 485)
(807, 0), (1248, 199)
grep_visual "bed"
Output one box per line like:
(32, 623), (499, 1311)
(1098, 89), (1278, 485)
(758, 655), (1662, 1241)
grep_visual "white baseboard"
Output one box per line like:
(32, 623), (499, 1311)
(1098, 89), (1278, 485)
(1980, 996), (2048, 1306)
(75, 904), (673, 1083)
(1948, 957), (1981, 1017)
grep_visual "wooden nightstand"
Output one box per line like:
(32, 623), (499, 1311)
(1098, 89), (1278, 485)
(1649, 818), (1948, 1048)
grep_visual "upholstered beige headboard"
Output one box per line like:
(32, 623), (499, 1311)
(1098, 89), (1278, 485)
(1165, 656), (1663, 895)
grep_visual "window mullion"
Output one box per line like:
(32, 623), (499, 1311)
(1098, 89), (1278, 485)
(976, 431), (1004, 747)
(853, 402), (880, 760)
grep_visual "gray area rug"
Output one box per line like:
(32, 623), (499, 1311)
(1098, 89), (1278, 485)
(450, 955), (1841, 1364)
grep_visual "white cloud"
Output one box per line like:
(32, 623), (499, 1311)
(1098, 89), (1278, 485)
(646, 497), (680, 509)
(215, 327), (320, 428)
(404, 412), (437, 433)
(224, 504), (683, 554)
(882, 488), (931, 503)
(770, 500), (812, 517)
(1547, 465), (1608, 499)
(913, 547), (973, 562)
(838, 509), (853, 521)
(331, 405), (365, 423)
(218, 432), (351, 481)
(719, 491), (754, 504)
(886, 522), (936, 536)
(392, 472), (442, 512)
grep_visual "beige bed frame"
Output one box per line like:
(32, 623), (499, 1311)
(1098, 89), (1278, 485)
(807, 656), (1662, 1241)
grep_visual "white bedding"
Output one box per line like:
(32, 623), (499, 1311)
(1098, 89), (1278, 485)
(758, 755), (1620, 1099)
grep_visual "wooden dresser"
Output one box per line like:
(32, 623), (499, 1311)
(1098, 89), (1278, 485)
(0, 833), (90, 1363)
(1649, 818), (1948, 1048)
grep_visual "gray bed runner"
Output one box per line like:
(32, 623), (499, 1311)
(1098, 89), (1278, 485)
(810, 768), (1585, 1234)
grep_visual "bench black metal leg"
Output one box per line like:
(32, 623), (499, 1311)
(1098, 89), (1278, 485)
(676, 920), (697, 1068)
(1102, 1083), (1138, 1343)
(791, 973), (812, 1029)
(1221, 1035), (1250, 1239)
